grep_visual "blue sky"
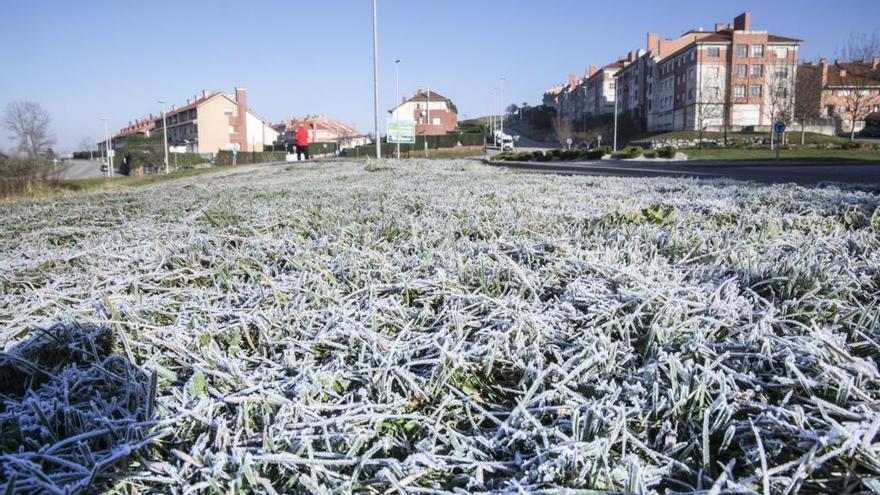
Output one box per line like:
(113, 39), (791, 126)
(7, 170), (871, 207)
(2, 0), (878, 152)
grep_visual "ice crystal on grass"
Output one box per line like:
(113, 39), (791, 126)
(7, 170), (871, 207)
(1, 160), (879, 493)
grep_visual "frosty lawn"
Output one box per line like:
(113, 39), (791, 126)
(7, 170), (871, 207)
(1, 160), (879, 494)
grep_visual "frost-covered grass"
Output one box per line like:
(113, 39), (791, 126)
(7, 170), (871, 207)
(1, 160), (879, 494)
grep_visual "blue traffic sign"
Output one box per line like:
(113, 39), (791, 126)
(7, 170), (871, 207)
(774, 121), (786, 134)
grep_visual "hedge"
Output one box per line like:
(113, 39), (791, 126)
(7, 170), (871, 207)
(215, 151), (288, 166)
(613, 146), (645, 159)
(655, 146), (677, 159)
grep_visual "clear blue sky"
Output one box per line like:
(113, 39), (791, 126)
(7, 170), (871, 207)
(2, 0), (878, 153)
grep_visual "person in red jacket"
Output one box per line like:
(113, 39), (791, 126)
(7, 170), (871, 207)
(295, 125), (310, 161)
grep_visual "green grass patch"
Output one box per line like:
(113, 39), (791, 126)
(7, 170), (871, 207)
(684, 149), (880, 162)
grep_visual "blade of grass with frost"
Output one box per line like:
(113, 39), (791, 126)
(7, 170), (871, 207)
(1, 160), (879, 493)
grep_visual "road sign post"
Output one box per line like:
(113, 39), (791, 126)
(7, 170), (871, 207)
(774, 121), (786, 161)
(387, 119), (416, 159)
(566, 138), (573, 150)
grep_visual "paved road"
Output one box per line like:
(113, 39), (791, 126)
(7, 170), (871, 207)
(54, 159), (121, 179)
(491, 159), (880, 186)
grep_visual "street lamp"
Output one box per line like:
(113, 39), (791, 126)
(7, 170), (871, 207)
(371, 0), (382, 159)
(612, 76), (619, 152)
(158, 100), (170, 174)
(101, 118), (112, 178)
(500, 77), (506, 141)
(395, 59), (401, 160)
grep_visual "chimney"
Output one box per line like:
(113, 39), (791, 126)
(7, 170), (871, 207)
(627, 51), (634, 62)
(186, 99), (191, 105)
(647, 32), (659, 52)
(171, 104), (176, 111)
(819, 59), (829, 84)
(728, 23), (734, 30)
(733, 12), (751, 31)
(202, 89), (209, 99)
(235, 87), (248, 150)
(840, 68), (848, 78)
(873, 57), (879, 69)
(588, 64), (598, 77)
(569, 73), (578, 87)
(715, 23), (725, 33)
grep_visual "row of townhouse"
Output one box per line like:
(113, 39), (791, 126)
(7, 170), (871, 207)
(797, 58), (880, 133)
(100, 87), (279, 155)
(544, 12), (804, 133)
(102, 88), (375, 155)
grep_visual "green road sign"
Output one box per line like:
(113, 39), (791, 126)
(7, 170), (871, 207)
(387, 118), (416, 144)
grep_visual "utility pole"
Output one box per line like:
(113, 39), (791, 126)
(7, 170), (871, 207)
(425, 87), (430, 158)
(158, 100), (169, 174)
(371, 0), (382, 159)
(101, 118), (111, 178)
(395, 59), (401, 160)
(612, 76), (619, 152)
(500, 77), (505, 142)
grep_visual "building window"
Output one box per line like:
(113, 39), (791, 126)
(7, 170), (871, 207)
(838, 90), (850, 96)
(736, 44), (748, 57)
(751, 65), (763, 77)
(752, 45), (764, 57)
(875, 105), (880, 113)
(689, 68), (695, 80)
(775, 48), (789, 59)
(776, 67), (790, 78)
(840, 106), (848, 113)
(736, 64), (747, 77)
(734, 85), (746, 97)
(707, 47), (721, 57)
(750, 85), (762, 97)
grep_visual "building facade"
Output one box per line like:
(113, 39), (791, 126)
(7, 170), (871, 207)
(151, 87), (278, 154)
(542, 12), (802, 134)
(390, 90), (458, 136)
(274, 115), (369, 149)
(798, 58), (880, 133)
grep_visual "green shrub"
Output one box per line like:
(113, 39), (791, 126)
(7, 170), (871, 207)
(559, 149), (580, 161)
(655, 146), (677, 159)
(533, 151), (551, 162)
(841, 141), (865, 150)
(584, 146), (611, 160)
(550, 149), (561, 158)
(613, 146), (644, 159)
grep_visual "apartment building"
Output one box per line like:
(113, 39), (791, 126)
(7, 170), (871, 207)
(797, 58), (880, 133)
(391, 89), (458, 136)
(647, 13), (801, 132)
(152, 87), (278, 154)
(109, 116), (156, 149)
(543, 12), (801, 133)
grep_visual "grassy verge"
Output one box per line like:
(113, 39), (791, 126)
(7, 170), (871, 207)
(4, 166), (239, 200)
(684, 148), (880, 162)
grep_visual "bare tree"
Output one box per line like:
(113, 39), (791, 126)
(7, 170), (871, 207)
(837, 31), (880, 141)
(551, 116), (573, 147)
(765, 63), (797, 147)
(794, 63), (825, 145)
(78, 137), (95, 160)
(695, 68), (726, 148)
(2, 102), (54, 160)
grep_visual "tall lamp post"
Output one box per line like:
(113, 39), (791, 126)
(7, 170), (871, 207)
(101, 118), (112, 178)
(395, 59), (401, 160)
(371, 0), (382, 159)
(500, 77), (505, 141)
(612, 76), (619, 152)
(158, 100), (169, 174)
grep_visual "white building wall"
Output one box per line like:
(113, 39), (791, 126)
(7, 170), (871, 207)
(245, 111), (278, 151)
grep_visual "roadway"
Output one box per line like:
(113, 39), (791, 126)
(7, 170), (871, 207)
(490, 159), (880, 186)
(53, 159), (123, 179)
